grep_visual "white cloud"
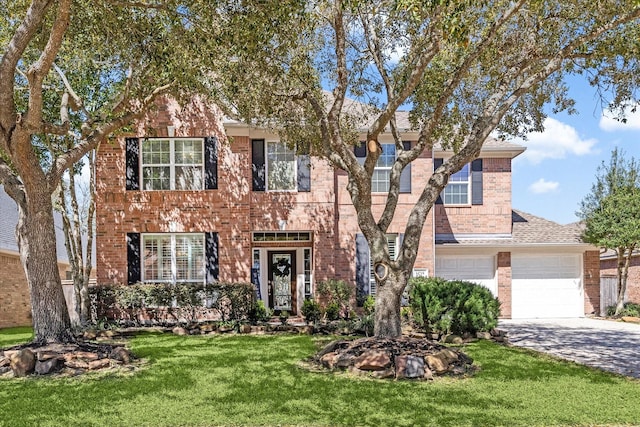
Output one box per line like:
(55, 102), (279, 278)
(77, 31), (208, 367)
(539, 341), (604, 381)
(599, 106), (640, 132)
(515, 117), (597, 164)
(529, 178), (559, 194)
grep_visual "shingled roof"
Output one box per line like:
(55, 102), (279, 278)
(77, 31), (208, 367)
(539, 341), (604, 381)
(436, 210), (590, 247)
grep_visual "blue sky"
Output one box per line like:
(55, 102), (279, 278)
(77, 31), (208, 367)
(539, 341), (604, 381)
(510, 75), (640, 225)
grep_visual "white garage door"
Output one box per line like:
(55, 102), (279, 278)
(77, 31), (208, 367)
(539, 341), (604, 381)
(512, 254), (583, 319)
(435, 256), (497, 296)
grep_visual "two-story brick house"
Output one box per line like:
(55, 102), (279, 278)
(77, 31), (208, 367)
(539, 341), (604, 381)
(95, 96), (601, 319)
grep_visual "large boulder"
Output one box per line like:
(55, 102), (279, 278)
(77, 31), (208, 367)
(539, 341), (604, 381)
(353, 350), (391, 371)
(10, 349), (36, 377)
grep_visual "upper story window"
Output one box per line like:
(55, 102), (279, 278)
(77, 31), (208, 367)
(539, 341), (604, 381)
(141, 138), (203, 191)
(443, 163), (470, 204)
(251, 139), (311, 192)
(142, 233), (205, 283)
(266, 141), (296, 191)
(354, 141), (412, 194)
(434, 158), (483, 206)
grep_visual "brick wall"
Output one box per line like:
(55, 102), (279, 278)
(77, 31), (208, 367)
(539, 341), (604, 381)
(583, 250), (601, 315)
(601, 255), (640, 304)
(497, 252), (512, 318)
(435, 157), (513, 235)
(0, 252), (70, 328)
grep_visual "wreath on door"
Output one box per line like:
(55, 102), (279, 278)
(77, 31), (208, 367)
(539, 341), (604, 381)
(272, 258), (291, 277)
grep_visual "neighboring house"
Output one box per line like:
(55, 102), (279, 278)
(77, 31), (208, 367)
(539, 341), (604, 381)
(95, 96), (600, 319)
(0, 186), (75, 328)
(600, 251), (640, 305)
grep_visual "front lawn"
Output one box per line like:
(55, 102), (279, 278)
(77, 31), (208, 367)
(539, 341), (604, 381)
(1, 328), (639, 426)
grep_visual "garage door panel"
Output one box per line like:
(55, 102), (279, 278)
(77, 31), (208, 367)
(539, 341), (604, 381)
(512, 254), (583, 319)
(435, 256), (497, 296)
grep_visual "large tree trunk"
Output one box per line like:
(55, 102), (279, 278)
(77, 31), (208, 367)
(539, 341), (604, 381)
(16, 194), (73, 343)
(373, 268), (407, 337)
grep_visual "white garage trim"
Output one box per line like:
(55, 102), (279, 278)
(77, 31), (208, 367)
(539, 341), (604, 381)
(435, 255), (497, 296)
(511, 253), (583, 319)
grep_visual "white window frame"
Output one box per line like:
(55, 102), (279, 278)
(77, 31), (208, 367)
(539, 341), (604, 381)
(443, 163), (471, 205)
(371, 144), (397, 193)
(369, 234), (398, 296)
(141, 138), (204, 191)
(266, 141), (297, 192)
(142, 233), (205, 284)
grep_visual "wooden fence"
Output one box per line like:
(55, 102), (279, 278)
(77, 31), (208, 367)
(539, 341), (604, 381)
(600, 275), (628, 316)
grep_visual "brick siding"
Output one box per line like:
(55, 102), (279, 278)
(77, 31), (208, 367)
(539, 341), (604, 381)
(583, 250), (601, 315)
(497, 252), (512, 318)
(601, 256), (640, 303)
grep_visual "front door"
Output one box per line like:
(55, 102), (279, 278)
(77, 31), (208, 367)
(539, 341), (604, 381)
(268, 251), (297, 315)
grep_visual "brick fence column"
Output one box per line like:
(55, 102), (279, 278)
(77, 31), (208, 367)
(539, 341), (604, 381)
(583, 250), (601, 316)
(497, 252), (512, 319)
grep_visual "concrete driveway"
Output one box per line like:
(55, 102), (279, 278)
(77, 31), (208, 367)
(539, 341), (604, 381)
(498, 318), (640, 379)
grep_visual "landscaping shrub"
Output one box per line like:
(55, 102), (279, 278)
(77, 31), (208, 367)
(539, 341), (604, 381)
(317, 279), (352, 319)
(248, 300), (272, 323)
(325, 302), (340, 321)
(409, 277), (500, 336)
(204, 282), (255, 321)
(301, 298), (322, 323)
(606, 302), (640, 317)
(362, 295), (375, 315)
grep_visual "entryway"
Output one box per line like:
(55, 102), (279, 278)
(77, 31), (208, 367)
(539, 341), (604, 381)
(267, 251), (297, 315)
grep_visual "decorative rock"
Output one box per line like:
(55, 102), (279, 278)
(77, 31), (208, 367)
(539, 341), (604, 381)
(410, 332), (427, 339)
(395, 355), (425, 379)
(436, 348), (460, 364)
(250, 326), (266, 334)
(35, 358), (61, 375)
(423, 365), (434, 380)
(239, 324), (252, 334)
(320, 352), (338, 369)
(444, 335), (463, 344)
(0, 356), (9, 367)
(88, 359), (111, 370)
(621, 316), (640, 324)
(172, 327), (189, 336)
(354, 350), (391, 371)
(10, 349), (36, 377)
(200, 324), (215, 333)
(217, 325), (234, 333)
(65, 359), (90, 369)
(335, 354), (355, 369)
(0, 366), (11, 375)
(425, 354), (449, 374)
(75, 351), (100, 361)
(109, 347), (131, 364)
(476, 331), (492, 340)
(83, 330), (98, 340)
(369, 368), (396, 379)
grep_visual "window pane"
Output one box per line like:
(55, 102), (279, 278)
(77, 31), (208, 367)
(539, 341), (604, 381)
(175, 235), (204, 282)
(142, 139), (170, 164)
(371, 169), (390, 193)
(449, 164), (469, 182)
(175, 139), (203, 164)
(143, 235), (171, 281)
(376, 144), (396, 168)
(443, 183), (469, 204)
(267, 141), (296, 190)
(175, 166), (203, 190)
(142, 166), (171, 190)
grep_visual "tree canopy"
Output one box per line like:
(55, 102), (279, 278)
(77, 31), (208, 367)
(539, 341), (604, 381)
(217, 0), (640, 336)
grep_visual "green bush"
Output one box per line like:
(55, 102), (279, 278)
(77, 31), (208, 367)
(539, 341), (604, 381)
(410, 277), (500, 336)
(205, 282), (255, 321)
(317, 279), (352, 319)
(301, 299), (322, 323)
(248, 300), (271, 323)
(325, 302), (340, 321)
(606, 302), (640, 317)
(362, 295), (375, 315)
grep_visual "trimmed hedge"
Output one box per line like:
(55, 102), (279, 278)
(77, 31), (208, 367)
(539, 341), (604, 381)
(409, 277), (501, 336)
(90, 282), (255, 325)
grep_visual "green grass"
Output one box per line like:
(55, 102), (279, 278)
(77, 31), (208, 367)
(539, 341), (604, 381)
(1, 328), (639, 427)
(0, 327), (33, 348)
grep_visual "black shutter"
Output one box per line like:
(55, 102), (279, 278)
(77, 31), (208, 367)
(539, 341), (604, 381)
(399, 141), (412, 193)
(471, 159), (483, 205)
(205, 232), (219, 283)
(297, 154), (311, 192)
(355, 233), (370, 306)
(354, 141), (366, 166)
(251, 139), (266, 191)
(204, 136), (218, 190)
(126, 233), (141, 284)
(434, 158), (443, 204)
(125, 138), (140, 191)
